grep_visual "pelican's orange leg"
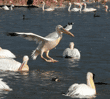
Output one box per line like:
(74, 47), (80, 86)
(46, 51), (58, 62)
(41, 52), (52, 62)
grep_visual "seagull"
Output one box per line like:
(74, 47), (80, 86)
(7, 24), (74, 62)
(0, 55), (29, 72)
(0, 47), (16, 58)
(64, 72), (96, 98)
(42, 1), (54, 11)
(0, 78), (12, 91)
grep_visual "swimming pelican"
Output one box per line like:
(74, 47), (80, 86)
(0, 47), (16, 58)
(7, 25), (74, 62)
(2, 5), (9, 10)
(42, 1), (54, 11)
(65, 72), (96, 98)
(82, 3), (97, 12)
(105, 5), (110, 12)
(63, 42), (80, 59)
(0, 55), (29, 71)
(68, 2), (82, 12)
(2, 4), (14, 10)
(0, 78), (12, 91)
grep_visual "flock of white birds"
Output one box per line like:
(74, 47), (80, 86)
(0, 1), (109, 97)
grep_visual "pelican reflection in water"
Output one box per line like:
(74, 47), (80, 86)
(8, 24), (74, 62)
(0, 78), (12, 91)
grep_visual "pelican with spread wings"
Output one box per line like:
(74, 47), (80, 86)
(7, 24), (74, 62)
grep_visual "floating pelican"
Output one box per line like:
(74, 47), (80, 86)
(2, 4), (14, 10)
(64, 72), (96, 98)
(0, 47), (16, 58)
(0, 55), (29, 71)
(2, 5), (9, 10)
(82, 3), (97, 12)
(63, 42), (80, 59)
(42, 1), (54, 11)
(0, 78), (12, 91)
(68, 2), (82, 12)
(105, 5), (110, 12)
(7, 24), (74, 62)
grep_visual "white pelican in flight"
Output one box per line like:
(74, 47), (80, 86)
(0, 47), (16, 58)
(64, 72), (96, 98)
(7, 24), (74, 62)
(42, 1), (54, 11)
(0, 78), (12, 91)
(0, 55), (29, 72)
(63, 42), (80, 59)
(68, 2), (82, 12)
(82, 3), (97, 12)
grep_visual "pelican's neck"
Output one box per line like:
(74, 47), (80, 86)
(18, 61), (29, 71)
(70, 46), (74, 50)
(56, 28), (63, 37)
(42, 2), (45, 11)
(68, 4), (71, 12)
(79, 5), (82, 12)
(87, 74), (96, 90)
(10, 5), (13, 10)
(84, 3), (87, 9)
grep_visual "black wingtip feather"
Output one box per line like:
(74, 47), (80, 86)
(7, 33), (19, 36)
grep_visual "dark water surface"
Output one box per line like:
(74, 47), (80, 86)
(0, 2), (110, 99)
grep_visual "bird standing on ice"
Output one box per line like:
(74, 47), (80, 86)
(7, 24), (74, 62)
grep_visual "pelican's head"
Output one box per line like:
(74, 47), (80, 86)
(23, 55), (29, 62)
(87, 72), (96, 90)
(87, 72), (93, 79)
(56, 25), (74, 37)
(18, 55), (29, 72)
(69, 42), (74, 49)
(69, 2), (71, 6)
(11, 4), (14, 7)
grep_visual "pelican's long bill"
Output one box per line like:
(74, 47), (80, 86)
(60, 27), (74, 37)
(18, 61), (26, 71)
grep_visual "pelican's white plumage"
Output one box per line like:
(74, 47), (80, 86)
(65, 72), (96, 98)
(42, 1), (54, 11)
(68, 2), (82, 12)
(0, 55), (29, 71)
(63, 48), (80, 59)
(0, 47), (16, 58)
(2, 5), (9, 10)
(63, 42), (80, 59)
(8, 24), (74, 62)
(2, 4), (14, 10)
(82, 3), (97, 12)
(0, 78), (12, 91)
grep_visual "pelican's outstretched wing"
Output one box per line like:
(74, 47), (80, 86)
(7, 32), (53, 44)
